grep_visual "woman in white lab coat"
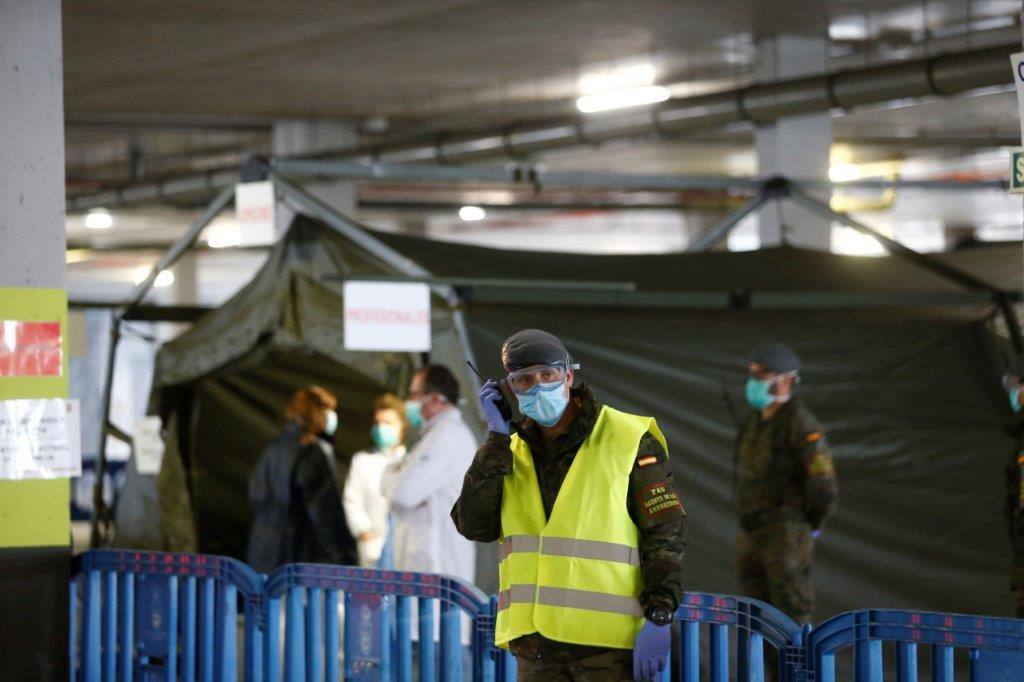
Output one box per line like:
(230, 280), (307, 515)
(342, 394), (408, 568)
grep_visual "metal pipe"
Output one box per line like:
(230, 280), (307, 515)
(322, 274), (636, 292)
(687, 193), (769, 252)
(67, 43), (1018, 209)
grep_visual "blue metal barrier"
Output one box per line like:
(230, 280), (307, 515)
(263, 562), (511, 682)
(72, 551), (1024, 682)
(69, 549), (264, 682)
(672, 592), (805, 682)
(805, 609), (1024, 682)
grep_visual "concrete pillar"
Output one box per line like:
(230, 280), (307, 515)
(273, 121), (357, 231)
(755, 35), (832, 250)
(0, 1), (69, 679)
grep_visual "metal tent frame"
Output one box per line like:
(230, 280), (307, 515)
(87, 158), (1023, 546)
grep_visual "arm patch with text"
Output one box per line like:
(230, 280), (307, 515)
(638, 481), (684, 521)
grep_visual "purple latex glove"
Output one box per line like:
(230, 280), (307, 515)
(478, 380), (510, 435)
(633, 620), (670, 680)
(811, 529), (822, 540)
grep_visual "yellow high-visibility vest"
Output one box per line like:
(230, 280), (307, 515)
(495, 405), (667, 649)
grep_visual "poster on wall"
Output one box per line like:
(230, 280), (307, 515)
(0, 398), (81, 479)
(0, 320), (62, 377)
(343, 281), (431, 352)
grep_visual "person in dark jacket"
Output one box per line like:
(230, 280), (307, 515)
(452, 329), (686, 681)
(1003, 357), (1024, 617)
(735, 343), (838, 626)
(247, 386), (356, 572)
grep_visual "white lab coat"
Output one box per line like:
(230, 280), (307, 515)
(380, 407), (477, 584)
(343, 446), (406, 568)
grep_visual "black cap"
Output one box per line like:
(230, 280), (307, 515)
(1008, 355), (1024, 379)
(751, 343), (801, 374)
(501, 329), (571, 371)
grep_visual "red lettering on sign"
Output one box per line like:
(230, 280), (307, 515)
(345, 309), (430, 326)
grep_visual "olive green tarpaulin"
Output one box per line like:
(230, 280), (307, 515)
(371, 229), (1020, 620)
(113, 216), (481, 559)
(118, 212), (1023, 620)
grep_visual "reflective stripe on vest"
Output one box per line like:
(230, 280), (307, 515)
(498, 535), (640, 567)
(495, 405), (668, 650)
(497, 585), (643, 618)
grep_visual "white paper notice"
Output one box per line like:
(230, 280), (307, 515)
(234, 180), (277, 245)
(0, 398), (81, 479)
(343, 281), (431, 352)
(133, 416), (165, 475)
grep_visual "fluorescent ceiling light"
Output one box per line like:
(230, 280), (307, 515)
(579, 63), (656, 95)
(459, 205), (486, 222)
(828, 164), (862, 183)
(84, 208), (114, 230)
(576, 85), (670, 114)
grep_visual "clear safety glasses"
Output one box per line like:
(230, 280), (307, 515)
(506, 361), (578, 395)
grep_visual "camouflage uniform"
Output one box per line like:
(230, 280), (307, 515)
(1005, 412), (1024, 618)
(451, 384), (687, 679)
(735, 397), (837, 624)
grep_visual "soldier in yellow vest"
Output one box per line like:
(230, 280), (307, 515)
(452, 329), (687, 681)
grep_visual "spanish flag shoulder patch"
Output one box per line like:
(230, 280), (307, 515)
(638, 455), (659, 468)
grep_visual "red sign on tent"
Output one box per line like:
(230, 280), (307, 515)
(0, 321), (62, 377)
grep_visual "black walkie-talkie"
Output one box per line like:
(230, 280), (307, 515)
(467, 361), (524, 425)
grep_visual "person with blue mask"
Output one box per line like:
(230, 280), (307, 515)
(451, 329), (687, 681)
(734, 343), (838, 642)
(343, 394), (408, 568)
(381, 365), (477, 586)
(1002, 356), (1024, 617)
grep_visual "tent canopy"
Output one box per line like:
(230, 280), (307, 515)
(372, 227), (1018, 618)
(119, 212), (1021, 620)
(114, 216), (478, 558)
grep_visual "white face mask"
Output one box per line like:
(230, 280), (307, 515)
(324, 410), (339, 436)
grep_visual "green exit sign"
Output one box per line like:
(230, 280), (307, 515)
(1012, 148), (1024, 193)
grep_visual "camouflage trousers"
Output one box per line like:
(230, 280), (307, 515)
(737, 517), (815, 624)
(515, 646), (634, 681)
(1012, 562), (1024, 618)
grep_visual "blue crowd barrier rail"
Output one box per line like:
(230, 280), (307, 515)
(72, 550), (1024, 682)
(262, 561), (513, 682)
(805, 609), (1024, 682)
(672, 592), (805, 682)
(70, 549), (264, 682)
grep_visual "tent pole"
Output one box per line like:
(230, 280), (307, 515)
(89, 184), (236, 548)
(687, 191), (768, 252)
(788, 183), (1001, 294)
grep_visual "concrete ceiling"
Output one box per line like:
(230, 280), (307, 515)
(61, 1), (1024, 205)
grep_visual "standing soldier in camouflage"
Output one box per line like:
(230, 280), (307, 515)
(1003, 358), (1024, 617)
(735, 343), (838, 627)
(452, 329), (687, 681)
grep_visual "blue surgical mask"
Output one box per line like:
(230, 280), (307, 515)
(324, 410), (339, 436)
(516, 381), (569, 427)
(745, 378), (775, 410)
(372, 423), (401, 450)
(404, 400), (423, 429)
(1012, 388), (1022, 413)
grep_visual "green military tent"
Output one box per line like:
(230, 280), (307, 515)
(117, 210), (1021, 620)
(113, 215), (482, 560)
(369, 229), (1020, 619)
